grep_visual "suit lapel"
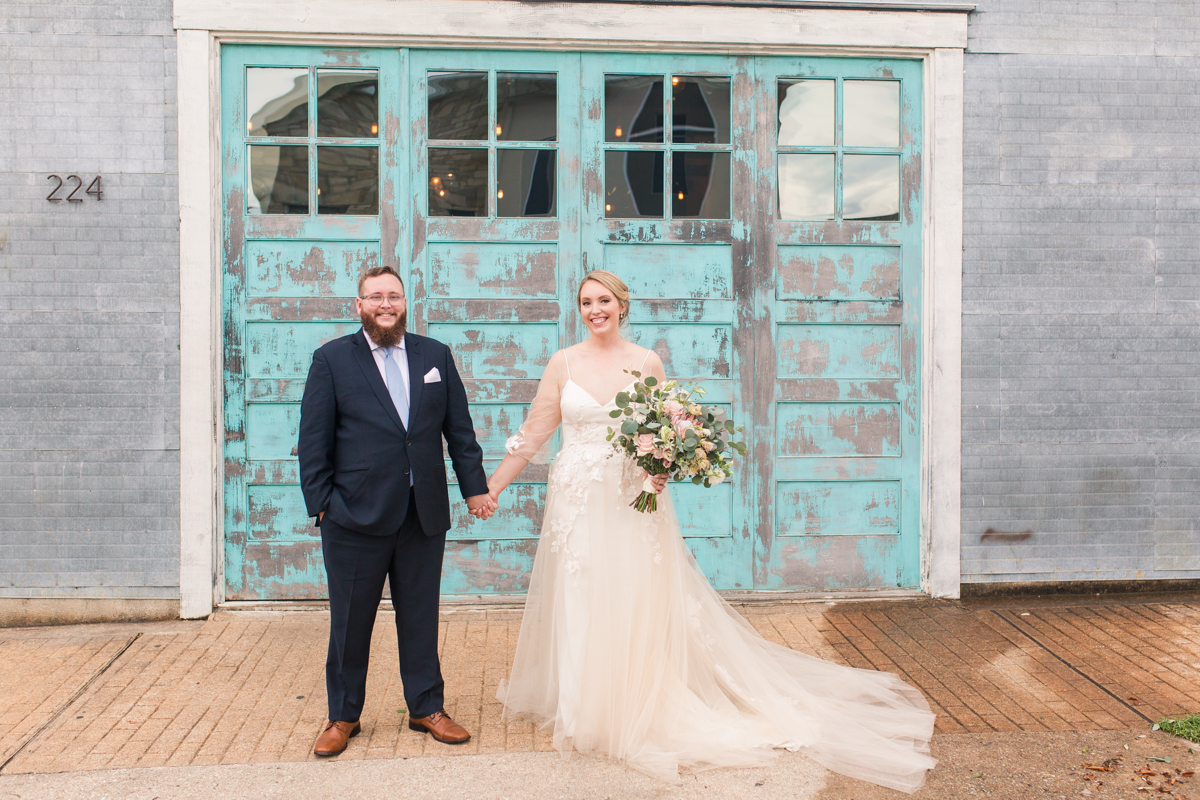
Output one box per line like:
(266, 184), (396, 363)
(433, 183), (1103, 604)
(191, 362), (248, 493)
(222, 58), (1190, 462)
(352, 329), (408, 435)
(405, 333), (424, 425)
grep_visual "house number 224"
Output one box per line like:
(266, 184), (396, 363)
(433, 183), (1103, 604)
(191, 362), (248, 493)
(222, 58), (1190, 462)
(46, 175), (103, 202)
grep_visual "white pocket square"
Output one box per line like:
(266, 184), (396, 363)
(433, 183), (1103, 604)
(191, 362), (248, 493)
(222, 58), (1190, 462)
(423, 367), (441, 383)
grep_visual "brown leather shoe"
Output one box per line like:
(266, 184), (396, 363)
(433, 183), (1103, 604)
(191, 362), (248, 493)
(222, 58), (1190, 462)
(408, 710), (470, 744)
(313, 719), (361, 756)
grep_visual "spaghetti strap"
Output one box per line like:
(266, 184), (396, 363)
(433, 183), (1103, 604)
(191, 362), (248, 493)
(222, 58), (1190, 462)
(638, 349), (652, 371)
(563, 349), (571, 380)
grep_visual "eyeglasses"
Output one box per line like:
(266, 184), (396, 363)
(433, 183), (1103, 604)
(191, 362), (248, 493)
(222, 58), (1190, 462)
(360, 293), (404, 307)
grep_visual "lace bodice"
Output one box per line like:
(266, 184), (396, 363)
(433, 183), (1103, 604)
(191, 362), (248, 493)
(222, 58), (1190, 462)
(504, 346), (664, 463)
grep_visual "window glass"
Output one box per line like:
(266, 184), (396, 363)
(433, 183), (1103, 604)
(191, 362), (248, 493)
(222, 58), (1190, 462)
(247, 67), (309, 138)
(605, 150), (663, 218)
(428, 72), (488, 141)
(317, 146), (378, 215)
(844, 81), (900, 147)
(843, 154), (899, 220)
(496, 73), (557, 142)
(605, 75), (664, 144)
(672, 152), (730, 219)
(429, 148), (489, 217)
(671, 76), (730, 144)
(777, 79), (834, 147)
(317, 70), (378, 138)
(248, 145), (308, 214)
(778, 153), (834, 220)
(497, 149), (557, 217)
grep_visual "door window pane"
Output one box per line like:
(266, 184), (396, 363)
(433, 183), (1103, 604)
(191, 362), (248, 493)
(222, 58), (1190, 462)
(496, 73), (557, 142)
(317, 146), (378, 215)
(843, 154), (899, 221)
(605, 150), (662, 218)
(778, 153), (833, 220)
(605, 75), (664, 143)
(317, 70), (378, 138)
(671, 76), (730, 144)
(247, 67), (309, 138)
(672, 152), (730, 219)
(497, 149), (556, 217)
(429, 148), (488, 217)
(248, 145), (308, 214)
(844, 81), (900, 147)
(777, 79), (833, 147)
(428, 72), (488, 141)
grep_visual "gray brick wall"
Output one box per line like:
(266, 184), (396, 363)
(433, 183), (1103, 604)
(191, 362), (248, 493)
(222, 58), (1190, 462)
(0, 0), (180, 598)
(960, 1), (1200, 582)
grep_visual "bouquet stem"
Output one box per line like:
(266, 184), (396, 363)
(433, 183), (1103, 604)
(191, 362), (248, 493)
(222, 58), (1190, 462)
(631, 491), (658, 514)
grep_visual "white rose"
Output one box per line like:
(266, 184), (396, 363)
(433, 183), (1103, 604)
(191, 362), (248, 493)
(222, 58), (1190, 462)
(708, 472), (726, 485)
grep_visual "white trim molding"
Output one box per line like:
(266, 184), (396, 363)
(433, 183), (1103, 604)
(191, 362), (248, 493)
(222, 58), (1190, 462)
(173, 0), (968, 608)
(177, 29), (222, 619)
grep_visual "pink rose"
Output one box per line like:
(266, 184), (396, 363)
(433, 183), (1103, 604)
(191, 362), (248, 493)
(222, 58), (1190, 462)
(664, 400), (684, 419)
(674, 417), (694, 435)
(635, 433), (656, 455)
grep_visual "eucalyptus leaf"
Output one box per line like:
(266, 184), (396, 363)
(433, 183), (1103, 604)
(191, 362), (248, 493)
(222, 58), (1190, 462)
(725, 419), (735, 432)
(621, 419), (639, 435)
(609, 409), (622, 418)
(692, 476), (703, 485)
(624, 407), (634, 416)
(646, 422), (661, 429)
(615, 392), (629, 408)
(644, 376), (658, 387)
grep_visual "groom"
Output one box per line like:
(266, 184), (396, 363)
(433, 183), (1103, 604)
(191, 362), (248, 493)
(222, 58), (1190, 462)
(298, 265), (495, 756)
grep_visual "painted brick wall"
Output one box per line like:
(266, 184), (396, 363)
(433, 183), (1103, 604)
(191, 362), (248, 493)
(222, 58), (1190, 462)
(0, 1), (180, 598)
(960, 1), (1200, 582)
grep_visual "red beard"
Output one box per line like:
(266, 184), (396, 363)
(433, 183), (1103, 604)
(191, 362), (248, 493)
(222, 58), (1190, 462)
(360, 307), (406, 348)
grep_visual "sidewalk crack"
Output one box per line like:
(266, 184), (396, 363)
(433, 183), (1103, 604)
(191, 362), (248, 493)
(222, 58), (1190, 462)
(991, 610), (1153, 725)
(0, 632), (143, 774)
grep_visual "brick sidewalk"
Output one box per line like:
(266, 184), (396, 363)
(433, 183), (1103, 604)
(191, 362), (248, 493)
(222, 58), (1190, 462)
(2, 596), (1198, 775)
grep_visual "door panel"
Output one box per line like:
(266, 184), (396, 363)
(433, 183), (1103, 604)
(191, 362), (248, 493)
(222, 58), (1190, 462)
(408, 50), (581, 594)
(222, 46), (404, 600)
(756, 57), (923, 590)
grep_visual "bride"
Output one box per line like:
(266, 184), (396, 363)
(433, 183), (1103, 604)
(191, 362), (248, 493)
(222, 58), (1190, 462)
(486, 270), (936, 793)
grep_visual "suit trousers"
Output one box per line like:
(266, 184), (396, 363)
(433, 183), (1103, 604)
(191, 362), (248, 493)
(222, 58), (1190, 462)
(320, 495), (446, 722)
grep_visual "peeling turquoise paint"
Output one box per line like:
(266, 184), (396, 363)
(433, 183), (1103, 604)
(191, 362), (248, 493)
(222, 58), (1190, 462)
(221, 47), (922, 600)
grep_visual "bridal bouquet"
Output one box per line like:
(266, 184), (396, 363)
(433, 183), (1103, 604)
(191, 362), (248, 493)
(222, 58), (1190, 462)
(606, 371), (747, 514)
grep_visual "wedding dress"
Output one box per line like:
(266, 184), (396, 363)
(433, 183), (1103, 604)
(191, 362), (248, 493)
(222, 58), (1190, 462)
(496, 348), (936, 793)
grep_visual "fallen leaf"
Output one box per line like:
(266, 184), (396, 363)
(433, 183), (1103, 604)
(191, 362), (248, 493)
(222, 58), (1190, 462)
(1182, 771), (1195, 778)
(1151, 757), (1172, 763)
(1084, 763), (1114, 772)
(1130, 697), (1141, 705)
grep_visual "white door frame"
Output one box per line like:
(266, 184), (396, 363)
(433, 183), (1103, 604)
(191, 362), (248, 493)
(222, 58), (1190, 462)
(175, 0), (969, 618)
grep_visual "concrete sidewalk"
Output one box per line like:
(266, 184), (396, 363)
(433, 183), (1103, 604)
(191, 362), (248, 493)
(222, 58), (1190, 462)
(0, 594), (1198, 798)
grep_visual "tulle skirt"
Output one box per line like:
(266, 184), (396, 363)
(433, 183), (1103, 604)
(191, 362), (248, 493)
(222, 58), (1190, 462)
(497, 444), (936, 793)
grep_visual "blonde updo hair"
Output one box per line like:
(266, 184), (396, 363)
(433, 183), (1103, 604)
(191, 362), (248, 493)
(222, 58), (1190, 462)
(577, 270), (631, 325)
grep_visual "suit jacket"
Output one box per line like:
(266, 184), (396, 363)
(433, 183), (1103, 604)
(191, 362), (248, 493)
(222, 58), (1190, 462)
(297, 329), (489, 537)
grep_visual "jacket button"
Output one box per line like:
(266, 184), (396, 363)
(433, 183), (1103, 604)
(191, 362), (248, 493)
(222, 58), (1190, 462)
(403, 468), (410, 475)
(406, 440), (412, 447)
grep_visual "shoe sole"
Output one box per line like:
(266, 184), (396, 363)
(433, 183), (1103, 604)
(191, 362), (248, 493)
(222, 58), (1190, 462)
(408, 721), (471, 744)
(314, 725), (360, 757)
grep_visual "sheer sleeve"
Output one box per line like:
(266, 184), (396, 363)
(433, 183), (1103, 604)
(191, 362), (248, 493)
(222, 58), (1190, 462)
(504, 349), (566, 463)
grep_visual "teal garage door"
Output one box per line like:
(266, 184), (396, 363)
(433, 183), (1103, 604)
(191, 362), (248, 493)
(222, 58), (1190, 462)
(220, 46), (922, 600)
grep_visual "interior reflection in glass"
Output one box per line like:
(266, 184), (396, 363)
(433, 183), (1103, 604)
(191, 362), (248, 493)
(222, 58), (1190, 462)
(605, 150), (662, 218)
(247, 67), (309, 138)
(496, 73), (557, 142)
(428, 148), (488, 217)
(844, 81), (900, 147)
(317, 146), (378, 215)
(671, 76), (730, 144)
(317, 70), (378, 138)
(428, 72), (488, 141)
(497, 149), (556, 217)
(843, 154), (899, 220)
(672, 152), (730, 219)
(605, 75), (664, 144)
(248, 145), (308, 214)
(777, 153), (834, 220)
(777, 79), (834, 146)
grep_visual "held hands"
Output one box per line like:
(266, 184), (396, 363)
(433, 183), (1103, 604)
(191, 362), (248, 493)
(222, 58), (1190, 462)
(466, 493), (498, 520)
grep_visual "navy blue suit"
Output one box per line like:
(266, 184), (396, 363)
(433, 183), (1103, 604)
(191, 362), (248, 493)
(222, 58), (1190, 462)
(298, 329), (487, 722)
